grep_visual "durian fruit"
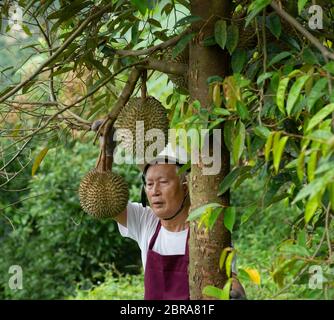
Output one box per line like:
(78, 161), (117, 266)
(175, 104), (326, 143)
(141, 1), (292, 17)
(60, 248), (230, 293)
(79, 127), (129, 219)
(164, 46), (189, 92)
(114, 96), (169, 158)
(79, 169), (129, 219)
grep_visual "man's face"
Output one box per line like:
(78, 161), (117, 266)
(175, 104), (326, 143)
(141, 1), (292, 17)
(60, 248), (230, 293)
(145, 164), (187, 219)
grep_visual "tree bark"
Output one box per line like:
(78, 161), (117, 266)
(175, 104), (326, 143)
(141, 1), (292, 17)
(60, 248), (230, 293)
(188, 0), (232, 300)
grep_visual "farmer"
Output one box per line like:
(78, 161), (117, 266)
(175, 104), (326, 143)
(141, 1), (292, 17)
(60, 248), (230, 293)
(113, 143), (246, 300)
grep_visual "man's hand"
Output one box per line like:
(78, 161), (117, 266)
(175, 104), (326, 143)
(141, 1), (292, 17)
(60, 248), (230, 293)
(230, 275), (247, 300)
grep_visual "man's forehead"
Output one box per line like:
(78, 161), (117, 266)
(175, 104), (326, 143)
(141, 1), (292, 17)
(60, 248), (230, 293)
(145, 164), (178, 178)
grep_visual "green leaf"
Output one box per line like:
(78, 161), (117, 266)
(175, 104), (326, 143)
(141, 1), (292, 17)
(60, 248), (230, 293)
(207, 75), (223, 84)
(21, 25), (32, 37)
(246, 0), (272, 27)
(276, 77), (289, 114)
(48, 0), (90, 21)
(298, 0), (309, 14)
(305, 193), (319, 224)
(208, 118), (225, 130)
(147, 18), (162, 28)
(130, 0), (148, 15)
(272, 259), (298, 287)
(231, 49), (247, 74)
(225, 250), (236, 278)
(315, 162), (334, 175)
(257, 72), (273, 86)
(241, 205), (257, 224)
(297, 230), (307, 247)
(267, 14), (281, 38)
(232, 121), (245, 164)
(131, 20), (139, 45)
(224, 120), (235, 152)
(187, 203), (222, 222)
(218, 166), (252, 196)
(265, 131), (274, 161)
(224, 207), (236, 233)
(175, 15), (202, 28)
(219, 247), (233, 270)
(208, 207), (223, 230)
(297, 151), (305, 182)
(306, 103), (334, 132)
(302, 48), (319, 65)
(307, 150), (318, 182)
(268, 51), (291, 67)
(307, 78), (328, 112)
(293, 172), (334, 203)
(286, 75), (310, 116)
(254, 126), (271, 139)
(203, 281), (232, 300)
(234, 172), (252, 189)
(307, 130), (333, 142)
(226, 24), (239, 54)
(32, 147), (49, 176)
(212, 107), (230, 116)
(221, 278), (233, 300)
(323, 61), (334, 75)
(236, 101), (249, 120)
(172, 33), (195, 59)
(214, 20), (227, 50)
(273, 134), (288, 174)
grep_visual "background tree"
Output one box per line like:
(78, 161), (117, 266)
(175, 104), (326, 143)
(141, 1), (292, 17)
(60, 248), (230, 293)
(1, 0), (334, 299)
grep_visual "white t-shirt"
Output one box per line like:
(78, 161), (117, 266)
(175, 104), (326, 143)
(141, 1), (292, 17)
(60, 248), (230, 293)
(117, 202), (236, 272)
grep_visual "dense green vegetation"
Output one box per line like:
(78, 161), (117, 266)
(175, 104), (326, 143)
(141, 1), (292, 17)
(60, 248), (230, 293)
(0, 141), (142, 299)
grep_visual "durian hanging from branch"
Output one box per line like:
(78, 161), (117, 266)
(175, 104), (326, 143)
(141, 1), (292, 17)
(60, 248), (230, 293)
(79, 121), (129, 219)
(114, 69), (169, 162)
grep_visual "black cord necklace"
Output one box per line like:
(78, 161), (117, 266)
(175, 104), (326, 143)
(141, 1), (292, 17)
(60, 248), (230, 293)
(162, 193), (189, 221)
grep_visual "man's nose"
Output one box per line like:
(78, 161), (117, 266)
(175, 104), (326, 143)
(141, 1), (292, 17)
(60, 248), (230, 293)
(151, 183), (161, 195)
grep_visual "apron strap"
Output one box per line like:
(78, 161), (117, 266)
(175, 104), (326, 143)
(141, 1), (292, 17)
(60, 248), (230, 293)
(148, 220), (161, 250)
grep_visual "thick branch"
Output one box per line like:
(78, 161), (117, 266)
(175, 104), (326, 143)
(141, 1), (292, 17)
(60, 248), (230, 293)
(108, 67), (142, 120)
(144, 58), (188, 75)
(0, 3), (113, 104)
(270, 1), (334, 61)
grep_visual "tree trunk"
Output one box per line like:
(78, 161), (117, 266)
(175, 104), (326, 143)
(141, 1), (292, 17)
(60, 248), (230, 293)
(188, 0), (232, 300)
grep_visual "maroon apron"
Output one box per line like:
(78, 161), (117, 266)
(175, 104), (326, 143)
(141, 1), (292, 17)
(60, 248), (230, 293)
(144, 221), (190, 300)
